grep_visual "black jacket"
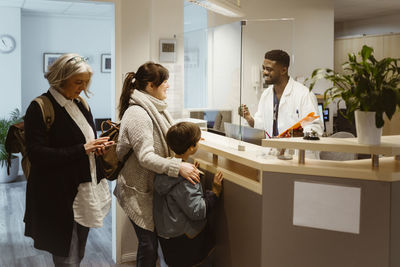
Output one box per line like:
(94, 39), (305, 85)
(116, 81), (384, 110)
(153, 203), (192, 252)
(23, 91), (105, 257)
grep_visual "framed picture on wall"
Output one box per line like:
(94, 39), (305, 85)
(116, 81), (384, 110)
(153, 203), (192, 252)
(101, 54), (111, 73)
(43, 53), (63, 73)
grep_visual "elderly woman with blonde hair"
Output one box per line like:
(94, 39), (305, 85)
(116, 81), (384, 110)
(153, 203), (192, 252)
(24, 53), (113, 266)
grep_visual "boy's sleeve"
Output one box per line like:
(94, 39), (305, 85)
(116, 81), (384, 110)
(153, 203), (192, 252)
(173, 181), (220, 220)
(204, 190), (218, 216)
(173, 182), (207, 221)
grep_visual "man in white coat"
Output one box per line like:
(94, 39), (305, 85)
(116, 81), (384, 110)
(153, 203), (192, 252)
(240, 50), (323, 137)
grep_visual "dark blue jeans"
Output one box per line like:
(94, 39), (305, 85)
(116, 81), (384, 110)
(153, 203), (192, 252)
(130, 219), (158, 267)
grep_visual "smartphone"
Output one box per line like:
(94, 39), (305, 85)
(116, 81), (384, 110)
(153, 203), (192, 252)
(104, 142), (117, 147)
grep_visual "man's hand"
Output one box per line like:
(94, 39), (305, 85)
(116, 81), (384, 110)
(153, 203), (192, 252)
(238, 104), (255, 127)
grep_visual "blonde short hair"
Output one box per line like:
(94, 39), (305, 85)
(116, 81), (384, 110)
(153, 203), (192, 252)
(44, 53), (93, 97)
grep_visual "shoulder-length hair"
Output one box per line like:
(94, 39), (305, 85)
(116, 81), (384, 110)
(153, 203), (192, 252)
(44, 53), (93, 97)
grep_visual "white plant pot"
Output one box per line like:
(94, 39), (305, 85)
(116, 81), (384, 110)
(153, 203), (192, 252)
(0, 157), (19, 183)
(355, 110), (382, 145)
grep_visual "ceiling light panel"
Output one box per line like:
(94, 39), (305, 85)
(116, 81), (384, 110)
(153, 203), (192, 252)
(63, 2), (113, 16)
(23, 0), (71, 13)
(0, 0), (24, 8)
(188, 0), (244, 17)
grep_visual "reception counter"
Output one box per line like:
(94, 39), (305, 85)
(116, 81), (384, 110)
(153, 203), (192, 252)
(192, 131), (400, 267)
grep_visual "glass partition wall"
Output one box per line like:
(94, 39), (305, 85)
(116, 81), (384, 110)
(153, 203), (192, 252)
(184, 15), (295, 148)
(240, 19), (295, 145)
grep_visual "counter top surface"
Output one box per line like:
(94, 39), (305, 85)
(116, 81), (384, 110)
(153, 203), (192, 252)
(198, 131), (400, 182)
(262, 135), (400, 156)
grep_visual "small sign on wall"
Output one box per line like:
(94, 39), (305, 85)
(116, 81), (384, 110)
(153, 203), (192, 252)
(159, 39), (176, 63)
(293, 181), (361, 234)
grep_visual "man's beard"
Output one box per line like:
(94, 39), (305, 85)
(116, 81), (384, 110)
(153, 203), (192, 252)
(264, 76), (276, 85)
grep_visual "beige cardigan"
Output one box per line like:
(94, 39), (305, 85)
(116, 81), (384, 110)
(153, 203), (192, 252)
(114, 90), (181, 231)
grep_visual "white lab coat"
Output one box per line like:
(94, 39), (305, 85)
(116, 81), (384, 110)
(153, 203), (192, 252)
(253, 77), (323, 137)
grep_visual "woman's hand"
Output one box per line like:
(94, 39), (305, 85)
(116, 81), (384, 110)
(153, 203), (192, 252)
(179, 162), (200, 185)
(94, 140), (115, 156)
(84, 137), (112, 155)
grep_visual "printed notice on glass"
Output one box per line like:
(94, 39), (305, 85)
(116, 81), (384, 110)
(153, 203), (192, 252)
(293, 181), (361, 234)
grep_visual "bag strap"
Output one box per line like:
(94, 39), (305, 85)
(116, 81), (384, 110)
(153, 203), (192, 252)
(101, 120), (119, 135)
(110, 104), (150, 180)
(33, 95), (54, 131)
(32, 95), (88, 131)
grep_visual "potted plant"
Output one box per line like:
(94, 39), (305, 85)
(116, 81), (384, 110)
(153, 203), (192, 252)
(309, 45), (400, 145)
(0, 109), (23, 183)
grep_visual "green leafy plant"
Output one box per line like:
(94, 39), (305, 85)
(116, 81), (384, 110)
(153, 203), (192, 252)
(0, 109), (23, 167)
(309, 45), (400, 128)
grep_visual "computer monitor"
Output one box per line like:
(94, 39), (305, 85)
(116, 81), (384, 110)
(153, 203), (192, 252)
(203, 111), (219, 128)
(318, 103), (330, 121)
(189, 110), (232, 132)
(318, 103), (329, 131)
(224, 122), (266, 145)
(317, 103), (324, 125)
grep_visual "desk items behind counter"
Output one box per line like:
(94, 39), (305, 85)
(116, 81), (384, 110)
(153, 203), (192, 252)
(278, 112), (320, 138)
(303, 130), (320, 140)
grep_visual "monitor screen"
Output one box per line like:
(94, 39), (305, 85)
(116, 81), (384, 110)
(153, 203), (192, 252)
(317, 103), (329, 131)
(203, 111), (219, 128)
(318, 103), (329, 121)
(317, 103), (324, 125)
(224, 122), (266, 145)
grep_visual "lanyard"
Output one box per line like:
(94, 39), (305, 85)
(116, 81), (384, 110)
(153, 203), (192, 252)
(272, 90), (280, 137)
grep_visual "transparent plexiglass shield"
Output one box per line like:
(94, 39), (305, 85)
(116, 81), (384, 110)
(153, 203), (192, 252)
(183, 7), (294, 146)
(239, 19), (295, 142)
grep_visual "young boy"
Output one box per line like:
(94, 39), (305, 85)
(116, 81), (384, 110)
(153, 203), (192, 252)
(153, 122), (223, 267)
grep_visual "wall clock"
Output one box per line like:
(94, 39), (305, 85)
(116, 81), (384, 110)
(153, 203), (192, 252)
(0, 34), (16, 54)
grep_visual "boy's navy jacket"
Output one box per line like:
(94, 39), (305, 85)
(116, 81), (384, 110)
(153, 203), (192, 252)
(153, 173), (217, 239)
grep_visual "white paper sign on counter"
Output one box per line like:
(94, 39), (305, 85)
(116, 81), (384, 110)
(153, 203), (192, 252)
(293, 181), (361, 234)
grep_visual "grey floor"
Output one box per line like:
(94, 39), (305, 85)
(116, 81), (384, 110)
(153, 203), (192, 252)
(0, 177), (135, 267)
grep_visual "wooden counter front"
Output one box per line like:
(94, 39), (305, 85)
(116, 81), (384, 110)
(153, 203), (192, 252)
(194, 131), (400, 267)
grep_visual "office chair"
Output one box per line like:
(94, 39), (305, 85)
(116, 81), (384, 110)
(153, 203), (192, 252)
(213, 110), (232, 132)
(320, 131), (357, 161)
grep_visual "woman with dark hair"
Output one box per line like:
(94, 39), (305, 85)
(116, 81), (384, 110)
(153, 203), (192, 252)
(114, 62), (200, 266)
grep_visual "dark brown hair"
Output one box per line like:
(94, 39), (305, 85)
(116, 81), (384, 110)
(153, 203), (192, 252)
(166, 122), (201, 155)
(265, 50), (290, 68)
(118, 62), (169, 119)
